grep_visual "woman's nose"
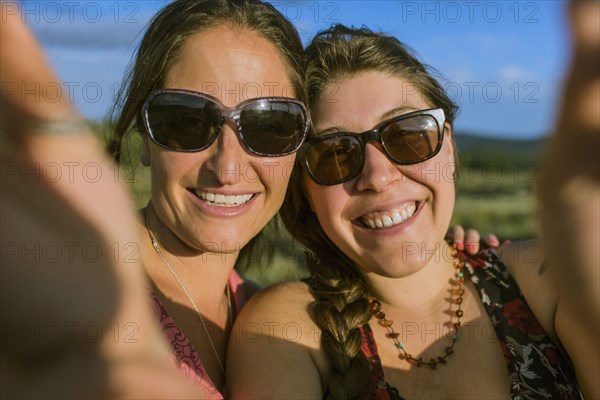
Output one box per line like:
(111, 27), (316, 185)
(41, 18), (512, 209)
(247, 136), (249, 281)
(355, 143), (403, 192)
(204, 121), (248, 185)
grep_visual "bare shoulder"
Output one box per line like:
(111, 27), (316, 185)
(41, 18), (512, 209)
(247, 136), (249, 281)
(227, 280), (325, 398)
(498, 240), (558, 339)
(237, 280), (314, 323)
(250, 280), (314, 303)
(233, 280), (319, 347)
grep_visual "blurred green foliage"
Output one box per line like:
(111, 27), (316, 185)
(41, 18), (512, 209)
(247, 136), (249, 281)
(101, 125), (543, 287)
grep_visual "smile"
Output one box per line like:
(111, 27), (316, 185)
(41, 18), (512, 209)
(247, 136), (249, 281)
(360, 202), (417, 229)
(192, 190), (254, 207)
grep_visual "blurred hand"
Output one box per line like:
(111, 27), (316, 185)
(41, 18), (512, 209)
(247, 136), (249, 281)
(538, 1), (599, 398)
(0, 7), (200, 398)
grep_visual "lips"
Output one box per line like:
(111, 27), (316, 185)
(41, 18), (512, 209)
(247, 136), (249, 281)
(191, 189), (254, 207)
(359, 202), (417, 229)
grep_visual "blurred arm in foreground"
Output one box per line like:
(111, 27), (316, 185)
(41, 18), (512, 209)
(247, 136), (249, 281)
(0, 4), (198, 398)
(539, 1), (600, 398)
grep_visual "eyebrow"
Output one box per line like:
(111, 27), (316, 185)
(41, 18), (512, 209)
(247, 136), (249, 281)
(380, 105), (418, 121)
(317, 105), (419, 136)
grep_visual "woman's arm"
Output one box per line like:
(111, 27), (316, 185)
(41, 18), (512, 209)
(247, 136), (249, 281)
(505, 2), (599, 398)
(539, 1), (599, 398)
(0, 6), (199, 398)
(227, 281), (325, 399)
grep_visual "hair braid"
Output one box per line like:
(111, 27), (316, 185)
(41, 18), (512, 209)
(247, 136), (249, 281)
(309, 261), (373, 399)
(282, 167), (374, 398)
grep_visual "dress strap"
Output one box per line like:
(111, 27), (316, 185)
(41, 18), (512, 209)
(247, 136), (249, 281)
(360, 324), (405, 400)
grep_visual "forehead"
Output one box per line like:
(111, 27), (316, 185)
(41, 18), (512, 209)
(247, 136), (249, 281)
(164, 25), (293, 106)
(314, 71), (432, 133)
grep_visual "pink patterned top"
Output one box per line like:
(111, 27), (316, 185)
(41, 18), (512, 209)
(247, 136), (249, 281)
(150, 270), (248, 399)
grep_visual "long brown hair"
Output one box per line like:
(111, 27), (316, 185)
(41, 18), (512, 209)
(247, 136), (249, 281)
(108, 0), (307, 162)
(281, 24), (458, 399)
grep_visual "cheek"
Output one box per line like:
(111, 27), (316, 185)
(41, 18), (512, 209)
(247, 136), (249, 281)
(149, 150), (199, 189)
(254, 155), (295, 220)
(306, 182), (346, 234)
(404, 139), (456, 185)
(260, 155), (295, 195)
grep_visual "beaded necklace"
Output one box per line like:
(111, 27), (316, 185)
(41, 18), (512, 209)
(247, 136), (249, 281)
(369, 248), (465, 369)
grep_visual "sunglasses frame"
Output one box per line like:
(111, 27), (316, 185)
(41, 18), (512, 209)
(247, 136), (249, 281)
(141, 88), (311, 157)
(298, 108), (446, 185)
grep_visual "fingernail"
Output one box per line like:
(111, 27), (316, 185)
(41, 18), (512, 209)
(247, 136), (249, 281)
(456, 241), (464, 251)
(465, 242), (477, 254)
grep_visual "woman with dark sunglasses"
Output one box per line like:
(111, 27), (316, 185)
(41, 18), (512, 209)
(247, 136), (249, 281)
(227, 3), (598, 398)
(107, 0), (309, 397)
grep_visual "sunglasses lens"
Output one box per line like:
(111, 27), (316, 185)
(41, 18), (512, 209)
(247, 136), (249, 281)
(381, 115), (441, 163)
(305, 135), (362, 184)
(240, 101), (307, 155)
(147, 93), (221, 151)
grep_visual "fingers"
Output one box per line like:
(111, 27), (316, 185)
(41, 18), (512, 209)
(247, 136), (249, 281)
(447, 225), (501, 255)
(464, 229), (480, 255)
(446, 225), (465, 251)
(482, 233), (500, 249)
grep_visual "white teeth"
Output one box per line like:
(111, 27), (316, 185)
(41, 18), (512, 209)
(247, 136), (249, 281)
(400, 209), (408, 220)
(361, 203), (417, 230)
(382, 215), (393, 227)
(194, 190), (253, 207)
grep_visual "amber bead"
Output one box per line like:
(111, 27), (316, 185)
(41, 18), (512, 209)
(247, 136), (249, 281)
(378, 319), (393, 327)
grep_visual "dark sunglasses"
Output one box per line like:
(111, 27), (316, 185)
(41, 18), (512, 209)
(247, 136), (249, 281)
(298, 108), (446, 185)
(141, 89), (310, 157)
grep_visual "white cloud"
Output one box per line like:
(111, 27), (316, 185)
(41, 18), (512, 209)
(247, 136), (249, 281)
(498, 65), (535, 82)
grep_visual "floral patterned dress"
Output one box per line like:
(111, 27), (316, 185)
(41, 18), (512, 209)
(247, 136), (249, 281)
(361, 249), (582, 400)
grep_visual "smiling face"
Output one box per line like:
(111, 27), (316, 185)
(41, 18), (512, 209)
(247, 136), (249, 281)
(144, 25), (296, 254)
(305, 71), (456, 278)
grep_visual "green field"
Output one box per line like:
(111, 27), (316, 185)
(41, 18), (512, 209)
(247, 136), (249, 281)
(106, 128), (544, 287)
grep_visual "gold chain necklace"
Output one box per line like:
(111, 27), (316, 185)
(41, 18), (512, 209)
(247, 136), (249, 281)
(369, 247), (465, 369)
(144, 208), (230, 376)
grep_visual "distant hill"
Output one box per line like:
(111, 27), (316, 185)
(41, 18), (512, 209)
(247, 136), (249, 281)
(454, 133), (547, 167)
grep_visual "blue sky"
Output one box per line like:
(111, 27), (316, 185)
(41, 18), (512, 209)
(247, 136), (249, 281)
(18, 0), (570, 138)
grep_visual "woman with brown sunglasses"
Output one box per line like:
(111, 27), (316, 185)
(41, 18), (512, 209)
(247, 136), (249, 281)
(227, 2), (598, 399)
